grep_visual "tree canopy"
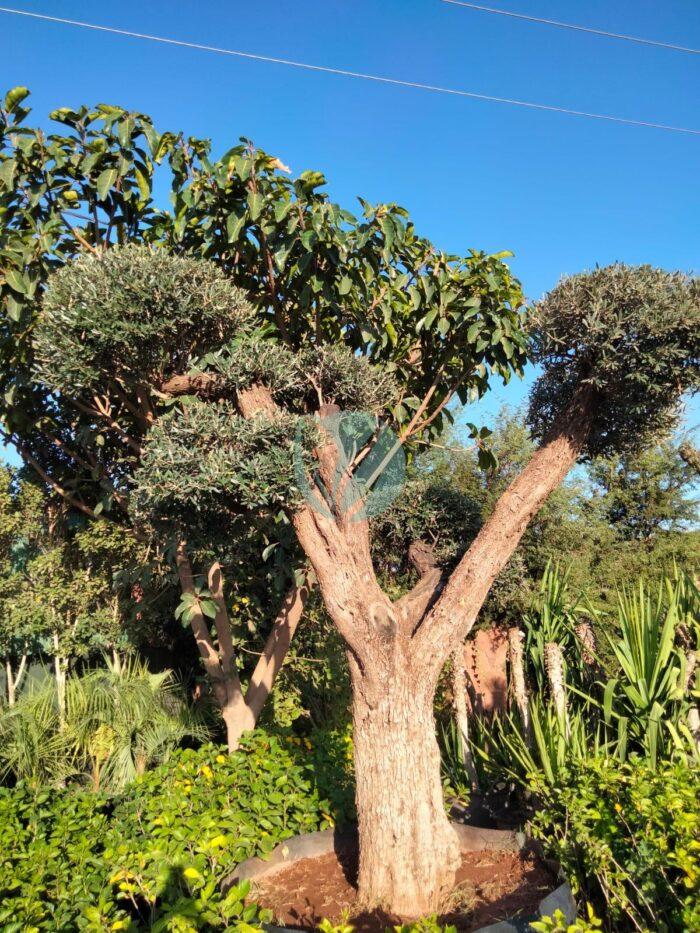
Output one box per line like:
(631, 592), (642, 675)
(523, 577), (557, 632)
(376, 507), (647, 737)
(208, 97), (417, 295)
(528, 264), (700, 456)
(0, 88), (526, 523)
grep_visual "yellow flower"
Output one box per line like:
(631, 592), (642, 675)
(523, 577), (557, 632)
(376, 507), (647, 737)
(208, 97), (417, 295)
(183, 867), (202, 880)
(614, 803), (622, 812)
(216, 754), (226, 764)
(112, 921), (129, 931)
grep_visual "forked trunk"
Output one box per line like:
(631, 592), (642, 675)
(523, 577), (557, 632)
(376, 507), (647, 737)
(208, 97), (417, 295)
(352, 667), (460, 917)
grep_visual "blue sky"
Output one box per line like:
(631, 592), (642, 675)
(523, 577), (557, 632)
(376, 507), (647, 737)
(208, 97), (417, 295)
(1, 0), (699, 441)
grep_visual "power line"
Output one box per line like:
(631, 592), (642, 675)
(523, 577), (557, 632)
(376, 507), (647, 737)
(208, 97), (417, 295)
(1, 5), (699, 136)
(441, 1), (700, 55)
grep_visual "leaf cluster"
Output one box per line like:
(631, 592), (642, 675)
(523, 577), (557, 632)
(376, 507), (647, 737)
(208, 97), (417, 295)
(133, 401), (316, 522)
(35, 245), (252, 393)
(530, 756), (700, 932)
(528, 264), (700, 457)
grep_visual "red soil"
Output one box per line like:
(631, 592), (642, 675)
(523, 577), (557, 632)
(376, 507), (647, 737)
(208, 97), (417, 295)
(253, 844), (555, 932)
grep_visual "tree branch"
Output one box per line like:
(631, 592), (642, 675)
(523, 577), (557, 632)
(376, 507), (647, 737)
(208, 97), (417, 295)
(413, 383), (596, 672)
(243, 582), (309, 723)
(6, 435), (97, 519)
(395, 541), (443, 633)
(159, 372), (227, 398)
(207, 561), (245, 706)
(174, 538), (228, 709)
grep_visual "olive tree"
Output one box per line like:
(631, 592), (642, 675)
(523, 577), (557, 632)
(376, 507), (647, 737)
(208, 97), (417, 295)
(2, 89), (525, 747)
(36, 245), (699, 914)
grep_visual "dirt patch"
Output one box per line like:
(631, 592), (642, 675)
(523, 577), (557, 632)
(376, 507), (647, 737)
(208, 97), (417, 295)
(252, 842), (555, 932)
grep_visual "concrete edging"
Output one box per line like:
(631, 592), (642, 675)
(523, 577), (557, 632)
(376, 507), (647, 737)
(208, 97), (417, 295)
(223, 825), (576, 932)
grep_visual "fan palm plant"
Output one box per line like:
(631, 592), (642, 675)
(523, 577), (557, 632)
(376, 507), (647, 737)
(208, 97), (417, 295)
(64, 657), (210, 790)
(0, 673), (69, 783)
(0, 659), (208, 789)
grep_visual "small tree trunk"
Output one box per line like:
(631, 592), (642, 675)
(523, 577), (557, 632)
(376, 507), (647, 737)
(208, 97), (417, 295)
(353, 666), (460, 917)
(686, 651), (700, 753)
(224, 583), (309, 749)
(544, 641), (569, 735)
(575, 619), (597, 668)
(451, 650), (479, 792)
(53, 634), (67, 727)
(6, 660), (15, 706)
(507, 627), (530, 743)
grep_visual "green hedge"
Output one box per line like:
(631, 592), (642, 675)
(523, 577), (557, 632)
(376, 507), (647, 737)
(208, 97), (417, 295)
(0, 731), (349, 931)
(531, 756), (700, 932)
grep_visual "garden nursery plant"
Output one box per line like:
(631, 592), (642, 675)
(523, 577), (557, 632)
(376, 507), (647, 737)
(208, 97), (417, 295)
(0, 87), (698, 928)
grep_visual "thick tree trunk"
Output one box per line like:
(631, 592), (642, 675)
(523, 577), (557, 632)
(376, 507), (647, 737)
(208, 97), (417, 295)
(352, 666), (460, 917)
(236, 379), (596, 918)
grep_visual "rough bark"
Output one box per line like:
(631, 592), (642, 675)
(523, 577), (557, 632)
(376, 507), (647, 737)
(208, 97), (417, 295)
(463, 627), (508, 716)
(234, 379), (596, 916)
(451, 649), (479, 791)
(352, 662), (460, 917)
(413, 383), (595, 673)
(507, 627), (530, 742)
(544, 641), (569, 735)
(160, 372), (225, 397)
(686, 650), (700, 752)
(575, 618), (598, 668)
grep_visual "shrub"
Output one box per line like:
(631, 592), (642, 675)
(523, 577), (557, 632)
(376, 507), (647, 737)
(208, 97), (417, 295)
(0, 731), (337, 930)
(110, 733), (340, 869)
(527, 264), (700, 458)
(530, 757), (700, 932)
(531, 906), (602, 932)
(0, 782), (118, 931)
(35, 245), (252, 393)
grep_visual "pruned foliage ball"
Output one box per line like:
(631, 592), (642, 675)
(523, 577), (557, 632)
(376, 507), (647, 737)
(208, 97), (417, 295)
(206, 336), (398, 414)
(34, 245), (252, 392)
(132, 400), (318, 522)
(528, 264), (700, 457)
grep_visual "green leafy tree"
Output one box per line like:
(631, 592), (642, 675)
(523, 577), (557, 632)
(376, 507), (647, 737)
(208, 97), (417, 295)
(3, 89), (700, 915)
(0, 468), (158, 712)
(589, 442), (698, 543)
(1, 88), (525, 748)
(34, 243), (699, 916)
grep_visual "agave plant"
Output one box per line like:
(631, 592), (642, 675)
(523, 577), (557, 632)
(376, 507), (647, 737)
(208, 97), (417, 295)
(64, 657), (210, 790)
(524, 562), (590, 694)
(601, 578), (693, 766)
(470, 697), (604, 793)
